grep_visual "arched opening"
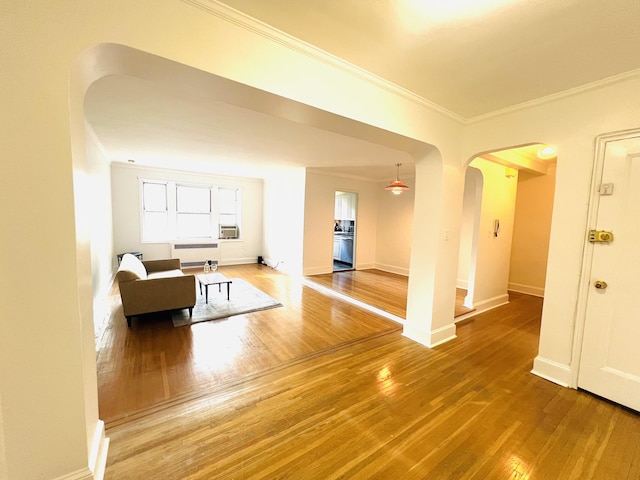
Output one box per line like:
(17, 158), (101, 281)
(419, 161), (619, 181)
(72, 42), (440, 428)
(455, 144), (557, 320)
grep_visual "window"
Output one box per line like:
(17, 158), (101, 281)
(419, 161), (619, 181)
(140, 179), (241, 242)
(142, 181), (168, 241)
(176, 185), (212, 238)
(219, 187), (239, 227)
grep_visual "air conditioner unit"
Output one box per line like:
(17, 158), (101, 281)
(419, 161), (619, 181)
(219, 225), (238, 239)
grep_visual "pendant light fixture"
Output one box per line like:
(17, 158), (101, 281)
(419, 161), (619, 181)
(385, 163), (410, 195)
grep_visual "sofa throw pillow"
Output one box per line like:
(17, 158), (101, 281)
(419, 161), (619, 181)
(118, 253), (148, 281)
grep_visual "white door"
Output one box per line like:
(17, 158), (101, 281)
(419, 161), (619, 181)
(578, 133), (640, 411)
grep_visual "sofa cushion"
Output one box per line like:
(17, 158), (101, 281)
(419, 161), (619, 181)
(147, 269), (184, 279)
(117, 253), (148, 282)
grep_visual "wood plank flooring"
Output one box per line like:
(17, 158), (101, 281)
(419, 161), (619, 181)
(97, 265), (400, 424)
(307, 269), (475, 318)
(102, 266), (640, 479)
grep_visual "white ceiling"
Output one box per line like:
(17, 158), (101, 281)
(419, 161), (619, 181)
(85, 75), (416, 181)
(219, 0), (640, 119)
(85, 1), (640, 180)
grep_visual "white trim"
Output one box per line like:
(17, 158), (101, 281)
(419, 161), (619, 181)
(219, 256), (262, 266)
(402, 322), (457, 348)
(53, 468), (94, 480)
(456, 279), (468, 289)
(429, 324), (458, 347)
(570, 128), (640, 388)
(181, 0), (640, 125)
(111, 161), (264, 184)
(374, 263), (409, 276)
(52, 421), (110, 480)
(355, 262), (376, 270)
(531, 356), (571, 387)
(179, 0), (465, 124)
(507, 282), (544, 297)
(454, 293), (509, 323)
(303, 266), (333, 276)
(88, 420), (109, 480)
(473, 293), (509, 311)
(468, 68), (640, 123)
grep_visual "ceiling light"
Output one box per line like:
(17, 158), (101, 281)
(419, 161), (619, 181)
(385, 163), (410, 195)
(537, 146), (556, 159)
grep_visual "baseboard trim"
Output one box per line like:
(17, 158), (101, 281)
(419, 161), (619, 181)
(374, 263), (409, 276)
(531, 356), (571, 387)
(303, 265), (333, 276)
(53, 468), (94, 480)
(402, 322), (457, 348)
(356, 262), (375, 270)
(89, 420), (109, 480)
(456, 279), (468, 289)
(475, 293), (510, 311)
(508, 282), (545, 297)
(220, 257), (262, 266)
(51, 420), (109, 480)
(454, 293), (509, 323)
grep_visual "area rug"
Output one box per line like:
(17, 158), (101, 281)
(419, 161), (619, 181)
(171, 278), (283, 327)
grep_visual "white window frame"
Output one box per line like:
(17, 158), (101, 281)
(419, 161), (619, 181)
(141, 180), (169, 242)
(139, 178), (242, 243)
(175, 183), (214, 239)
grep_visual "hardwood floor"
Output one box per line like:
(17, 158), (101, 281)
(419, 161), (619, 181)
(97, 265), (400, 424)
(307, 269), (475, 318)
(102, 266), (640, 479)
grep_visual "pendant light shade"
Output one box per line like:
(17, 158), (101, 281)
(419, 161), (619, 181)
(385, 163), (410, 195)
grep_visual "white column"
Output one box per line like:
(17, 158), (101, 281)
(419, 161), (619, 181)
(403, 152), (464, 347)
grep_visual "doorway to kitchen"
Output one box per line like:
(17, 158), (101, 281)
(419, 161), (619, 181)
(333, 191), (357, 272)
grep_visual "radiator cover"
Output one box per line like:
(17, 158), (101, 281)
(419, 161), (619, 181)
(170, 242), (220, 268)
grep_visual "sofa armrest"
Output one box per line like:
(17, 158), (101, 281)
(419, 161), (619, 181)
(119, 274), (196, 317)
(143, 258), (182, 273)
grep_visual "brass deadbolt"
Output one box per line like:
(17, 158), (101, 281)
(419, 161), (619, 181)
(589, 230), (614, 243)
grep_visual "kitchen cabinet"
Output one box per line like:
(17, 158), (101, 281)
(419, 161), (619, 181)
(340, 237), (353, 263)
(333, 237), (341, 260)
(334, 234), (353, 264)
(335, 193), (355, 220)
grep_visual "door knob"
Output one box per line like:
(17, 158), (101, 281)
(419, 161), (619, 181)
(594, 280), (608, 290)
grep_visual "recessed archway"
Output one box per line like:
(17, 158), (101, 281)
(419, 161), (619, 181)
(455, 144), (557, 321)
(71, 41), (445, 435)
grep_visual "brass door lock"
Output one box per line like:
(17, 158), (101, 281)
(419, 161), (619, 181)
(589, 230), (614, 243)
(594, 280), (608, 290)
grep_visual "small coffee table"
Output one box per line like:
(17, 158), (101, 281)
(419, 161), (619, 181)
(196, 273), (232, 303)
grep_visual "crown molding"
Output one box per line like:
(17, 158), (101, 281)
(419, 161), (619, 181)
(110, 160), (264, 183)
(183, 0), (640, 126)
(180, 0), (466, 125)
(468, 68), (640, 124)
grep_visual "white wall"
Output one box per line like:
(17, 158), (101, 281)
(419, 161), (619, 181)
(375, 179), (415, 275)
(0, 392), (6, 480)
(457, 168), (478, 288)
(84, 124), (115, 341)
(463, 73), (640, 386)
(303, 171), (379, 275)
(263, 167), (306, 276)
(13, 0), (639, 476)
(111, 163), (263, 265)
(509, 164), (557, 297)
(466, 158), (518, 311)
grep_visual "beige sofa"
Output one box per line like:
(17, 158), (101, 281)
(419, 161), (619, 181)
(116, 253), (196, 327)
